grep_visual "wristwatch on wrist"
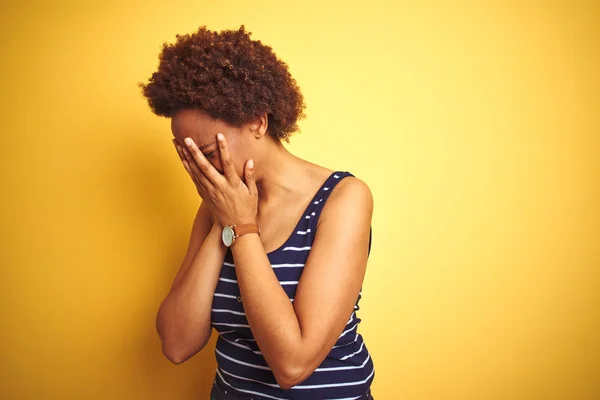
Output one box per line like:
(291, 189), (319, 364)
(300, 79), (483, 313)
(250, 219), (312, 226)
(222, 223), (260, 247)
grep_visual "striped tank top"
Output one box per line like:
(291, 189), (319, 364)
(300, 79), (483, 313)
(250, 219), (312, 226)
(210, 171), (375, 400)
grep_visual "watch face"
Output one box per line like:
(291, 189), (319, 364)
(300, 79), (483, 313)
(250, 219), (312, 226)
(222, 226), (234, 247)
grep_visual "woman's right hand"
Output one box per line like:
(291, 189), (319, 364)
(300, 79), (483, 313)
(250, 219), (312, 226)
(173, 138), (204, 197)
(172, 138), (223, 231)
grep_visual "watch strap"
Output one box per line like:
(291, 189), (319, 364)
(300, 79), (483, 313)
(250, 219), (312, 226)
(233, 223), (260, 238)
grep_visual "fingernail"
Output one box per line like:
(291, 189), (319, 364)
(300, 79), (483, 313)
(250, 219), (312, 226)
(185, 138), (192, 146)
(217, 133), (224, 141)
(248, 159), (254, 169)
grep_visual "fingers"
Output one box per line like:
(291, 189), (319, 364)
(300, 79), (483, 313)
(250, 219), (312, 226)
(173, 139), (198, 183)
(184, 137), (222, 186)
(173, 138), (210, 195)
(172, 138), (184, 161)
(217, 133), (238, 182)
(181, 145), (213, 190)
(245, 159), (258, 196)
(181, 156), (198, 183)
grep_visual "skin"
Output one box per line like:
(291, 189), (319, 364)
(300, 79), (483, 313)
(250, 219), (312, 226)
(156, 108), (373, 389)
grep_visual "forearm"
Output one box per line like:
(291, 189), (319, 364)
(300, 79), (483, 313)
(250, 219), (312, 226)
(231, 234), (308, 386)
(157, 225), (226, 362)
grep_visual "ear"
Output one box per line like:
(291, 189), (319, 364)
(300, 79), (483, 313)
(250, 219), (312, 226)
(248, 113), (269, 139)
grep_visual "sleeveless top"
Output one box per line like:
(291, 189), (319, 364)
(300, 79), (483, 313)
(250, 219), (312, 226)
(210, 171), (375, 400)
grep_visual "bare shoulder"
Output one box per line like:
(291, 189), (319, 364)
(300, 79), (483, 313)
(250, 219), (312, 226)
(318, 175), (373, 227)
(331, 176), (372, 201)
(297, 159), (373, 224)
(304, 162), (372, 204)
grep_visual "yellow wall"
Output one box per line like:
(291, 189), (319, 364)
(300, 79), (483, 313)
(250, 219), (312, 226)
(1, 1), (598, 399)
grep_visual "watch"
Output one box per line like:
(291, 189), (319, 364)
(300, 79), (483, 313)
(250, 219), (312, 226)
(222, 224), (260, 247)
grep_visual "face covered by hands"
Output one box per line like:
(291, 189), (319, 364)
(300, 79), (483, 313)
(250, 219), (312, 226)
(170, 109), (263, 229)
(174, 133), (258, 228)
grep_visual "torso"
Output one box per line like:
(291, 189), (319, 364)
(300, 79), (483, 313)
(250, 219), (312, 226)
(210, 169), (375, 399)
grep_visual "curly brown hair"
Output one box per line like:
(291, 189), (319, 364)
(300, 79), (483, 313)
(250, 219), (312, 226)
(138, 25), (306, 142)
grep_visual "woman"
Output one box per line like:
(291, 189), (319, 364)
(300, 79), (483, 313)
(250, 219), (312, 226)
(139, 25), (375, 400)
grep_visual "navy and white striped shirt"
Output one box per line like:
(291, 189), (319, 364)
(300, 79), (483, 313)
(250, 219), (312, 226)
(211, 171), (375, 399)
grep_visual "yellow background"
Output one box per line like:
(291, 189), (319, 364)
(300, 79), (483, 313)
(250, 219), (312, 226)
(1, 1), (598, 399)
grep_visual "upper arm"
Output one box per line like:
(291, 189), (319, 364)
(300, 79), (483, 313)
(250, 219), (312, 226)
(293, 177), (373, 369)
(170, 201), (214, 291)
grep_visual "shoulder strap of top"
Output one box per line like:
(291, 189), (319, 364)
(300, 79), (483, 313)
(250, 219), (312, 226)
(306, 171), (372, 256)
(305, 171), (354, 230)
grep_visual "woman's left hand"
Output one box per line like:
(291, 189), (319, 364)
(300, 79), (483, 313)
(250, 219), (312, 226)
(181, 133), (258, 228)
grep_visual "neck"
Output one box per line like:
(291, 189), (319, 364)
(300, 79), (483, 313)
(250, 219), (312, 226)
(254, 139), (306, 210)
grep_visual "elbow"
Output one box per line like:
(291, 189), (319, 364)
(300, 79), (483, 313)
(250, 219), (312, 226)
(162, 342), (191, 365)
(164, 352), (186, 365)
(275, 376), (298, 391)
(156, 311), (210, 365)
(158, 332), (210, 365)
(273, 364), (310, 390)
(156, 322), (191, 364)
